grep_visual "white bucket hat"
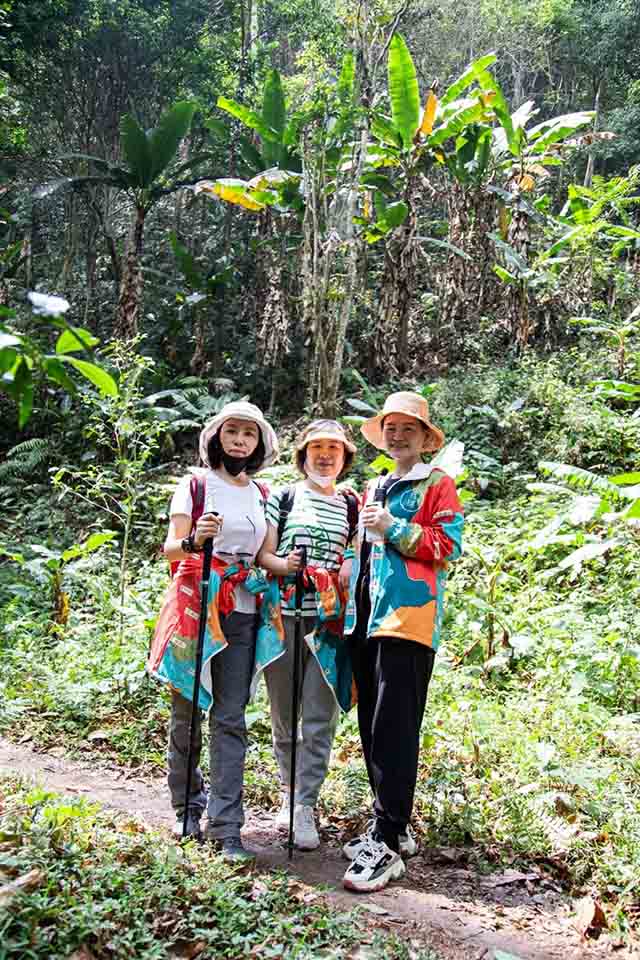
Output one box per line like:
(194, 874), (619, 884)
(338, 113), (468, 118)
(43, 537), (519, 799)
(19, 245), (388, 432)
(198, 400), (279, 468)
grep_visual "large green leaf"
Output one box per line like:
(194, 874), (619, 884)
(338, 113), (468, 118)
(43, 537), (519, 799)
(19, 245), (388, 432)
(262, 70), (286, 168)
(528, 111), (594, 154)
(387, 35), (420, 149)
(262, 70), (285, 137)
(338, 52), (355, 103)
(55, 326), (99, 354)
(42, 356), (77, 393)
(148, 101), (197, 182)
(217, 96), (278, 142)
(428, 102), (488, 148)
(383, 201), (409, 229)
(60, 356), (119, 396)
(440, 53), (497, 106)
(371, 115), (403, 149)
(120, 114), (152, 187)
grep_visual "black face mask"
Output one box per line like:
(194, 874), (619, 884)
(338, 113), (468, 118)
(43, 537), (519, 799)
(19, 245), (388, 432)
(221, 451), (249, 476)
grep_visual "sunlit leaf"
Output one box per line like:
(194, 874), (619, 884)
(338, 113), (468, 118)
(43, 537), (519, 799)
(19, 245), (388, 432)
(440, 53), (497, 106)
(55, 327), (100, 354)
(387, 35), (420, 149)
(420, 91), (438, 136)
(196, 179), (265, 211)
(60, 357), (118, 396)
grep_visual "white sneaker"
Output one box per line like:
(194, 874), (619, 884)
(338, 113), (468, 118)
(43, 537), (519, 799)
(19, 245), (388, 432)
(343, 821), (418, 860)
(343, 835), (406, 892)
(274, 793), (291, 830)
(294, 804), (320, 850)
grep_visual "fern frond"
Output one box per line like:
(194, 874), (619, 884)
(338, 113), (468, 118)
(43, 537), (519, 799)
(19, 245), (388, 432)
(539, 461), (629, 504)
(0, 439), (49, 482)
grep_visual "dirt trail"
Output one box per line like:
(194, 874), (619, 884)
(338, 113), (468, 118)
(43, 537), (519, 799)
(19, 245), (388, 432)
(0, 736), (628, 960)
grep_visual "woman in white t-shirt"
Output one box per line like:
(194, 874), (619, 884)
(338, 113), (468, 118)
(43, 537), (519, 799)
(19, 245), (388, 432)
(151, 400), (278, 860)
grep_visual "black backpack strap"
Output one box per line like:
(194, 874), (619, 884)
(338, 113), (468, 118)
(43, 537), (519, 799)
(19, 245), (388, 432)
(342, 492), (358, 546)
(277, 484), (295, 546)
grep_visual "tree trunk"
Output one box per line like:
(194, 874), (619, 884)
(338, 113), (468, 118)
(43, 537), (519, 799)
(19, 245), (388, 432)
(437, 181), (499, 356)
(114, 206), (145, 340)
(373, 178), (419, 380)
(583, 78), (603, 190)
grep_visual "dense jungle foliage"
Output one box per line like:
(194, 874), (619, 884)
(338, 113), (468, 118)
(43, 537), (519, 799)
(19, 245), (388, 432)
(1, 0), (639, 956)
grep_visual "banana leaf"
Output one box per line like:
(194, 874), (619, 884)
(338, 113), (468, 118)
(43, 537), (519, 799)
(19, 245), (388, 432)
(148, 101), (196, 182)
(120, 114), (152, 187)
(440, 53), (497, 107)
(387, 35), (420, 149)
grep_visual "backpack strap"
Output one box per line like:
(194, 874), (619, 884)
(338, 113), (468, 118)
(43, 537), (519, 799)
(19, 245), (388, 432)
(189, 473), (206, 534)
(277, 484), (295, 546)
(169, 474), (206, 578)
(252, 479), (269, 506)
(342, 491), (358, 546)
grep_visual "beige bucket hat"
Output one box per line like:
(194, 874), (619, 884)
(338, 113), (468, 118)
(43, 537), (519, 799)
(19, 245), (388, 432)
(199, 400), (279, 467)
(294, 419), (357, 454)
(361, 391), (445, 452)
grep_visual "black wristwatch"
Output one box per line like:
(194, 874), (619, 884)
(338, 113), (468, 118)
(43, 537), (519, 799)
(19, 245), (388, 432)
(181, 535), (201, 553)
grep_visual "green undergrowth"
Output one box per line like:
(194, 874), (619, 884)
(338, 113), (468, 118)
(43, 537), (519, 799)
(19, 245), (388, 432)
(0, 349), (638, 939)
(0, 778), (439, 960)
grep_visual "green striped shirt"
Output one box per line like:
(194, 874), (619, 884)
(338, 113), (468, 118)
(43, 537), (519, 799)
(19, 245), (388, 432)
(265, 482), (349, 614)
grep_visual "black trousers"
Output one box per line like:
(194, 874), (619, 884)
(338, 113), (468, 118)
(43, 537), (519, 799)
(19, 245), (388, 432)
(349, 630), (435, 851)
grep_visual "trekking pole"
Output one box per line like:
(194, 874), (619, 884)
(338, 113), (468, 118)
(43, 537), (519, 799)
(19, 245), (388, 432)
(183, 494), (217, 840)
(288, 539), (307, 860)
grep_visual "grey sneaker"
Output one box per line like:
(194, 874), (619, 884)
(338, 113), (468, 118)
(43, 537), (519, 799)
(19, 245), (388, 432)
(294, 804), (320, 850)
(274, 793), (291, 830)
(343, 821), (417, 860)
(172, 807), (202, 841)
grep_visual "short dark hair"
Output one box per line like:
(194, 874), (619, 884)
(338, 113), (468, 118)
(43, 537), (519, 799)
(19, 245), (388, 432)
(207, 429), (266, 475)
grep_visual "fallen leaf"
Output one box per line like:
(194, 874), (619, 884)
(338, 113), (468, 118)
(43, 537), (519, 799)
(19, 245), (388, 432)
(482, 869), (539, 888)
(358, 902), (389, 916)
(573, 895), (607, 937)
(0, 868), (45, 908)
(87, 729), (112, 742)
(287, 879), (319, 902)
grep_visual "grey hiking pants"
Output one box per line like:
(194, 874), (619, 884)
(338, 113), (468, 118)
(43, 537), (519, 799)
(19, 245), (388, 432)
(167, 611), (255, 839)
(264, 614), (339, 807)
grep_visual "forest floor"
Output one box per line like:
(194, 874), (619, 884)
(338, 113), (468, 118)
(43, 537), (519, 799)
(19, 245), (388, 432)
(1, 734), (635, 960)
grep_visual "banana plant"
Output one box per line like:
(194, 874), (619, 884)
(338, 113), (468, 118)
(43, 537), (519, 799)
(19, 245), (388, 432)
(37, 101), (201, 338)
(199, 69), (303, 213)
(571, 304), (640, 378)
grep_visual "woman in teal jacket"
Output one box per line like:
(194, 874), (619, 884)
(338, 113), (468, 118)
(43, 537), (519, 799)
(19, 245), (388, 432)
(342, 391), (463, 893)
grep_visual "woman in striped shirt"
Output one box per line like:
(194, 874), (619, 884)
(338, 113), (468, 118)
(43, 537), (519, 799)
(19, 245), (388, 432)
(257, 420), (357, 850)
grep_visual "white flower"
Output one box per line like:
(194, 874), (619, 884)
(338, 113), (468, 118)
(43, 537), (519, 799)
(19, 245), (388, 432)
(185, 292), (206, 306)
(27, 291), (71, 316)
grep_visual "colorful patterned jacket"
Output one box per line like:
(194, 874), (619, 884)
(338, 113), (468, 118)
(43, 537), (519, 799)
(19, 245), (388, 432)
(344, 464), (463, 649)
(149, 554), (267, 710)
(253, 567), (354, 712)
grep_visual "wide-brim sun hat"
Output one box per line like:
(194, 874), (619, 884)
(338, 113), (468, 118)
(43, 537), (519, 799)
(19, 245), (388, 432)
(294, 419), (357, 455)
(199, 400), (279, 467)
(360, 391), (445, 452)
